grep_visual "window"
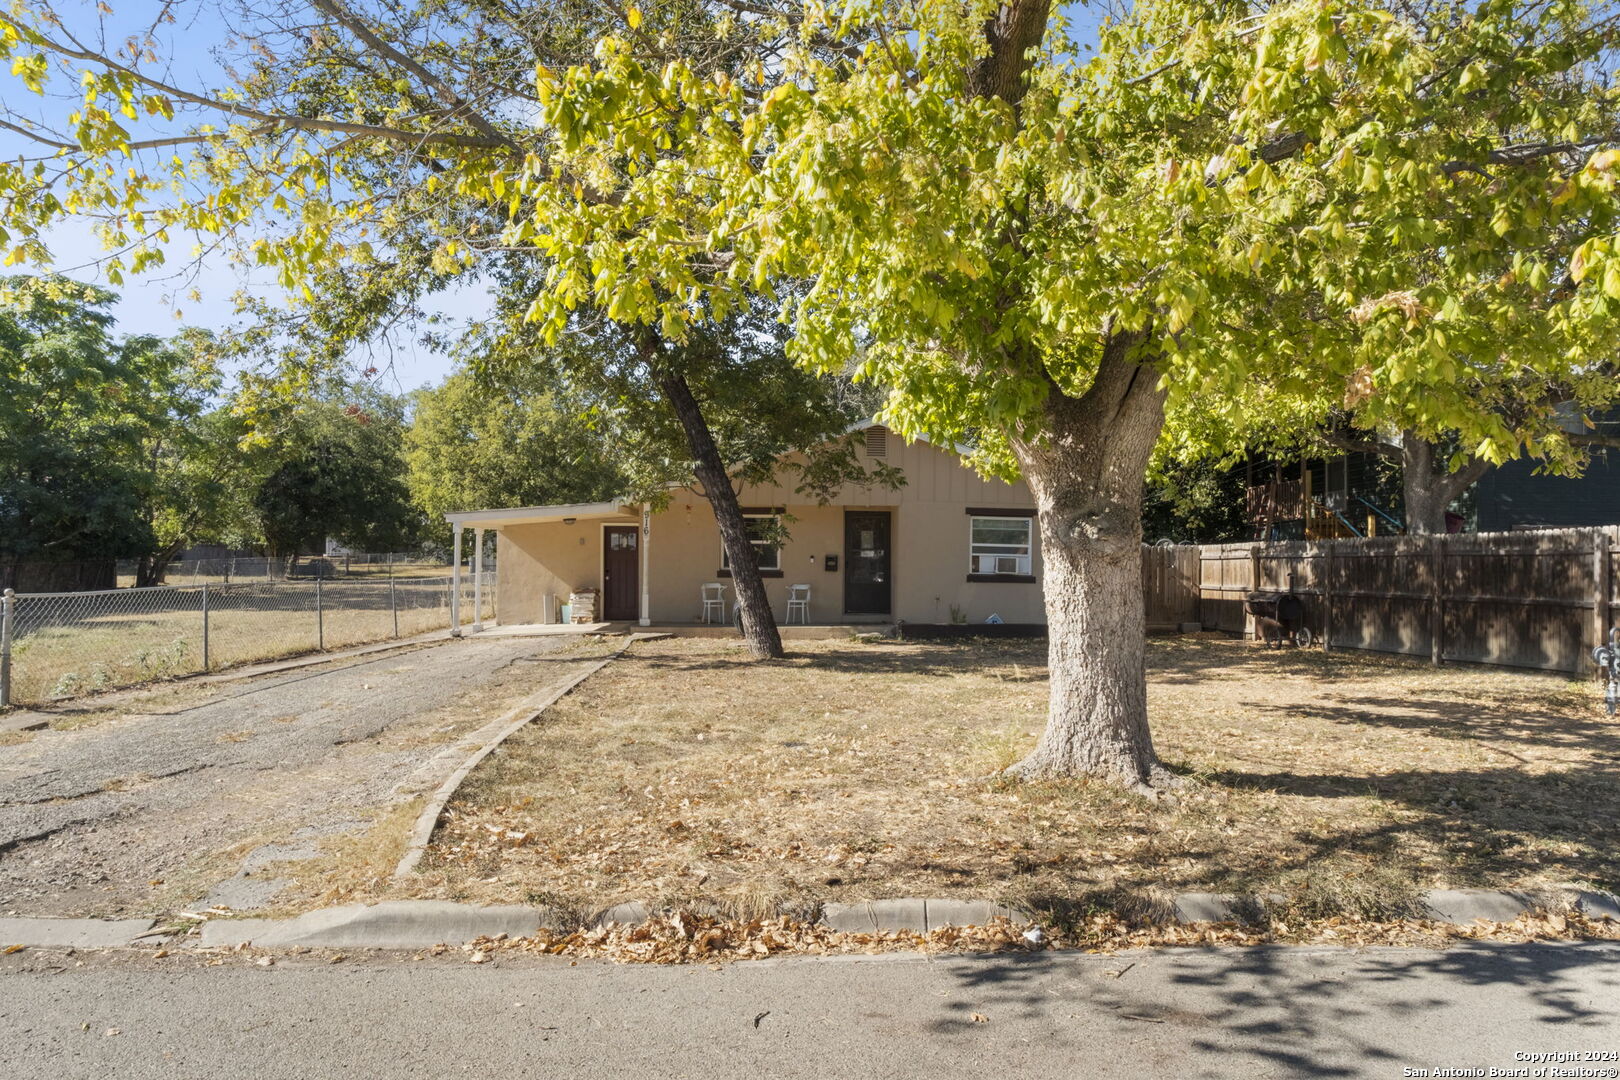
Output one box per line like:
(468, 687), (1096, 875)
(721, 513), (782, 572)
(969, 516), (1033, 576)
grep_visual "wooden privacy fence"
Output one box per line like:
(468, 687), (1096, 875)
(1142, 543), (1202, 632)
(1193, 526), (1620, 674)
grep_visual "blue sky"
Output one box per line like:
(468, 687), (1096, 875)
(7, 1), (1107, 394)
(3, 0), (485, 394)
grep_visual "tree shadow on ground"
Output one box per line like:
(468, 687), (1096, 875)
(1250, 694), (1620, 758)
(1186, 763), (1620, 889)
(1142, 633), (1545, 685)
(554, 636), (1619, 903)
(620, 640), (1052, 680)
(925, 942), (1620, 1076)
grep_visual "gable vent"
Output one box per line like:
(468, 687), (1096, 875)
(864, 426), (888, 458)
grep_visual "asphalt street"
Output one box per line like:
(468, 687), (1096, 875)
(3, 941), (1617, 1079)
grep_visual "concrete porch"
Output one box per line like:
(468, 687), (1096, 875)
(600, 621), (897, 640)
(466, 622), (614, 638)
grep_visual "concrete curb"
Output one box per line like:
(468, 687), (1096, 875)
(196, 901), (546, 950)
(0, 917), (156, 948)
(0, 710), (52, 733)
(8, 886), (1614, 951)
(390, 633), (659, 882)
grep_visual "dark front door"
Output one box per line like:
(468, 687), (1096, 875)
(603, 525), (640, 621)
(844, 511), (892, 615)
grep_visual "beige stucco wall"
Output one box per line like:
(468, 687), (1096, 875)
(893, 501), (1045, 625)
(645, 500), (887, 624)
(496, 513), (638, 625)
(489, 429), (1048, 625)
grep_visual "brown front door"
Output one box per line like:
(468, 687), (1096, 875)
(844, 511), (892, 615)
(602, 525), (640, 621)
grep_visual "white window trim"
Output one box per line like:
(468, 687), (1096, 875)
(968, 515), (1034, 577)
(721, 512), (783, 572)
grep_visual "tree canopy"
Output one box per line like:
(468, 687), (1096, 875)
(0, 276), (220, 579)
(250, 387), (420, 557)
(405, 366), (629, 549)
(3, 0), (1618, 779)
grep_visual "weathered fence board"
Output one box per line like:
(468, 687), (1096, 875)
(1142, 544), (1200, 631)
(1191, 526), (1620, 674)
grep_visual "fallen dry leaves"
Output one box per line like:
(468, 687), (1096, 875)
(464, 909), (1620, 966)
(413, 637), (1620, 922)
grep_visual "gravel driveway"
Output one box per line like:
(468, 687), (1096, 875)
(0, 634), (608, 919)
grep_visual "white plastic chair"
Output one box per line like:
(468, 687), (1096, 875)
(786, 583), (811, 625)
(700, 582), (728, 624)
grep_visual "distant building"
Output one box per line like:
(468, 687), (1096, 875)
(1473, 452), (1620, 531)
(1241, 416), (1620, 539)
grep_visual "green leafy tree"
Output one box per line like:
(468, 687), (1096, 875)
(0, 277), (153, 575)
(4, 1), (1619, 786)
(125, 330), (256, 585)
(252, 389), (420, 559)
(0, 277), (231, 584)
(406, 368), (629, 549)
(462, 287), (903, 524)
(1142, 460), (1250, 545)
(525, 0), (1620, 787)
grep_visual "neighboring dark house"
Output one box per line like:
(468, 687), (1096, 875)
(1241, 412), (1620, 539)
(1243, 451), (1408, 540)
(1473, 451), (1620, 531)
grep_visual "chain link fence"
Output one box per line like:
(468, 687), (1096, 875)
(112, 552), (460, 587)
(0, 572), (496, 706)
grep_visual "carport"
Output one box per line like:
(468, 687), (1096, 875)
(444, 501), (649, 631)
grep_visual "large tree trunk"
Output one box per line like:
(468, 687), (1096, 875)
(1005, 336), (1175, 792)
(966, 0), (1179, 789)
(1400, 432), (1488, 536)
(656, 370), (786, 660)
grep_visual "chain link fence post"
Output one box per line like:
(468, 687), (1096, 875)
(1, 588), (13, 708)
(316, 577), (324, 650)
(390, 575), (399, 638)
(201, 582), (210, 672)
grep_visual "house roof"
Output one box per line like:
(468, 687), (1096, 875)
(845, 418), (972, 458)
(443, 501), (637, 528)
(446, 423), (976, 529)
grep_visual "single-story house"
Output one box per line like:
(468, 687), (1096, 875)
(443, 424), (1046, 629)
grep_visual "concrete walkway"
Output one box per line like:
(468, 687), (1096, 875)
(2, 941), (1616, 1079)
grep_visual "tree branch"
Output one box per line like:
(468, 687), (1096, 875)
(1320, 430), (1400, 458)
(308, 0), (520, 154)
(1441, 132), (1620, 175)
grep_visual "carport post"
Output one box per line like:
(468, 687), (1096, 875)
(450, 523), (463, 638)
(640, 506), (651, 627)
(1, 588), (13, 708)
(472, 527), (485, 633)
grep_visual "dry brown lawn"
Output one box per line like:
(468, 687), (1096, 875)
(416, 635), (1619, 922)
(7, 586), (493, 704)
